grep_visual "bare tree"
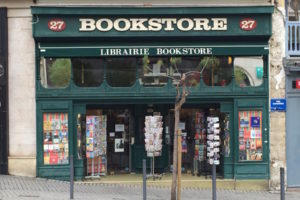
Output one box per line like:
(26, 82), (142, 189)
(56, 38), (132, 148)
(143, 56), (210, 200)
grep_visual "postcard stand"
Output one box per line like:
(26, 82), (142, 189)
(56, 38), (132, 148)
(206, 117), (220, 166)
(144, 116), (163, 180)
(86, 115), (107, 178)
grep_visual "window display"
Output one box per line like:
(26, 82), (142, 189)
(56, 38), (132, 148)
(238, 110), (262, 161)
(43, 113), (69, 165)
(194, 112), (206, 162)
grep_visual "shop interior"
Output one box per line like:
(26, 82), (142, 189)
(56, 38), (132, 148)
(76, 103), (229, 177)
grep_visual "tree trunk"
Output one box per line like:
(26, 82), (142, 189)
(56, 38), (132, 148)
(171, 74), (187, 200)
(171, 105), (179, 200)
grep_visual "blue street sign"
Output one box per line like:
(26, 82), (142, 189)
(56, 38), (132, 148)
(270, 98), (286, 112)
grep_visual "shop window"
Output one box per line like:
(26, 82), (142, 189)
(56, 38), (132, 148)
(201, 56), (233, 87)
(43, 113), (69, 165)
(170, 57), (201, 86)
(234, 57), (263, 87)
(139, 56), (168, 87)
(40, 58), (71, 88)
(106, 57), (136, 87)
(72, 58), (104, 87)
(238, 110), (262, 161)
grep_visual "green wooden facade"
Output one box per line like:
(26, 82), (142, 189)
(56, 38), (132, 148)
(32, 6), (273, 180)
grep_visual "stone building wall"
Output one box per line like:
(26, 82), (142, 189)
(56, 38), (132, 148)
(7, 7), (36, 177)
(269, 4), (286, 190)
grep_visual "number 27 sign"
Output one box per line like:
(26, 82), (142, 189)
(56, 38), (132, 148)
(48, 19), (66, 32)
(240, 18), (257, 31)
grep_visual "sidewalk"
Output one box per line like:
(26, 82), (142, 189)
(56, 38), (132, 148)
(81, 173), (269, 190)
(1, 175), (300, 200)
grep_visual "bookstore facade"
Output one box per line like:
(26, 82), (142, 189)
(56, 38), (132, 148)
(32, 6), (273, 180)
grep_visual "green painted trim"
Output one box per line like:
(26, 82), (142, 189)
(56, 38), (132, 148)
(36, 101), (73, 179)
(39, 45), (269, 57)
(233, 98), (269, 179)
(31, 6), (274, 15)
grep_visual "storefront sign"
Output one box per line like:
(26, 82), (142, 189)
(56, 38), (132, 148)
(99, 47), (212, 56)
(270, 98), (286, 112)
(32, 6), (273, 39)
(79, 18), (227, 32)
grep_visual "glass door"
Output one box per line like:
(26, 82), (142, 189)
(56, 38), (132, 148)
(104, 109), (132, 174)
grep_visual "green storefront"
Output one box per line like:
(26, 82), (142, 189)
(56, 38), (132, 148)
(32, 6), (273, 180)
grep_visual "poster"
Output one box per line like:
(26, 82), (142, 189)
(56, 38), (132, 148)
(238, 111), (263, 161)
(251, 116), (260, 128)
(115, 138), (125, 152)
(109, 132), (115, 137)
(178, 122), (185, 130)
(115, 124), (125, 132)
(43, 113), (69, 165)
(240, 117), (249, 128)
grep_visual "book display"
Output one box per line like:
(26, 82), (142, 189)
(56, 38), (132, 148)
(43, 113), (69, 165)
(144, 115), (163, 180)
(86, 115), (107, 176)
(238, 111), (262, 161)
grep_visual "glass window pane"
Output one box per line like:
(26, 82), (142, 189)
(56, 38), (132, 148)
(201, 56), (233, 87)
(171, 57), (201, 86)
(77, 114), (84, 159)
(221, 113), (230, 157)
(40, 58), (71, 88)
(139, 56), (168, 87)
(238, 110), (263, 161)
(234, 57), (263, 87)
(72, 58), (104, 87)
(43, 113), (69, 165)
(106, 57), (136, 87)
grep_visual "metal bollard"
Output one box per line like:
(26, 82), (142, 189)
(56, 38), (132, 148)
(143, 159), (147, 200)
(70, 155), (74, 199)
(212, 163), (216, 200)
(280, 167), (285, 200)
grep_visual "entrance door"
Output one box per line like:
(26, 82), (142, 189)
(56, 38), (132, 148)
(84, 108), (132, 175)
(166, 105), (224, 176)
(105, 109), (132, 174)
(286, 76), (300, 187)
